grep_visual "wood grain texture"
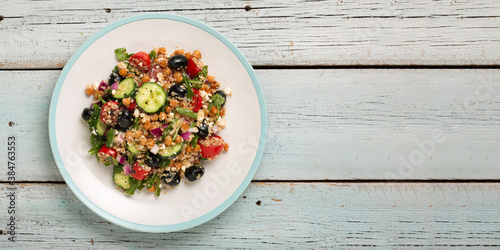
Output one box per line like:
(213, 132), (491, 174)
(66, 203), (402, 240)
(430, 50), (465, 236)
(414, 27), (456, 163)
(1, 182), (500, 248)
(1, 69), (500, 181)
(1, 0), (500, 68)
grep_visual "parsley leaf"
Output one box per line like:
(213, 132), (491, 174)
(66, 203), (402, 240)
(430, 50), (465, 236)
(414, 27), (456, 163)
(199, 65), (208, 78)
(114, 48), (133, 61)
(106, 128), (115, 148)
(149, 50), (157, 61)
(182, 72), (194, 100)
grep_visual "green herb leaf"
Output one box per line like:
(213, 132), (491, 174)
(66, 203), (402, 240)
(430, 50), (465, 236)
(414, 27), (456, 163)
(88, 134), (103, 155)
(125, 178), (143, 195)
(159, 159), (170, 169)
(175, 107), (198, 119)
(149, 50), (157, 61)
(114, 48), (132, 61)
(200, 65), (208, 78)
(155, 177), (161, 197)
(106, 128), (115, 148)
(190, 134), (198, 149)
(182, 73), (194, 100)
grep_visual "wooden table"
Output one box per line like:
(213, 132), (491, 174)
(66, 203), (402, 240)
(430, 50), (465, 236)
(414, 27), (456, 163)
(2, 0), (500, 248)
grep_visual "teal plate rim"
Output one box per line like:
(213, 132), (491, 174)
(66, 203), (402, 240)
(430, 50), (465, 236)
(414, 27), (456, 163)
(48, 14), (267, 233)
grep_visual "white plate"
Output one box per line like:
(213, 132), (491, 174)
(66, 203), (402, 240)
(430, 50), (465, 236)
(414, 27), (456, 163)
(48, 14), (267, 232)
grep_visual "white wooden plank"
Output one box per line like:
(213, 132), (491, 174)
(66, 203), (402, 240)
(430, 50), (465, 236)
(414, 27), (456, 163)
(1, 0), (500, 68)
(1, 182), (500, 247)
(2, 69), (500, 181)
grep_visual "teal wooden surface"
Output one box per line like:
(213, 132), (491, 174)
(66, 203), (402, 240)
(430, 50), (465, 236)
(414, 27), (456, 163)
(2, 69), (500, 181)
(1, 0), (500, 68)
(1, 0), (500, 247)
(1, 182), (500, 248)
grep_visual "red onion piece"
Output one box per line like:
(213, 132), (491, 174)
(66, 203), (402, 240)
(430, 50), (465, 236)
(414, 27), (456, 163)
(111, 81), (119, 91)
(162, 123), (170, 128)
(150, 127), (163, 138)
(115, 132), (125, 144)
(91, 99), (101, 104)
(211, 125), (220, 134)
(150, 144), (160, 155)
(98, 80), (108, 91)
(117, 154), (125, 165)
(123, 163), (131, 175)
(180, 132), (191, 141)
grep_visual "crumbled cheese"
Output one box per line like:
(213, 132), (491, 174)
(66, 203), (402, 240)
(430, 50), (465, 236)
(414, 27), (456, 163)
(92, 81), (100, 90)
(157, 73), (164, 82)
(217, 117), (227, 128)
(133, 109), (140, 117)
(197, 110), (205, 122)
(181, 165), (186, 172)
(223, 87), (232, 96)
(117, 62), (127, 70)
(138, 62), (144, 67)
(199, 90), (210, 102)
(111, 89), (116, 95)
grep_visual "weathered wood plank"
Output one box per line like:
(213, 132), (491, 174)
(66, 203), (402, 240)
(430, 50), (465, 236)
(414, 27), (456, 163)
(1, 69), (500, 181)
(1, 182), (500, 247)
(1, 0), (500, 68)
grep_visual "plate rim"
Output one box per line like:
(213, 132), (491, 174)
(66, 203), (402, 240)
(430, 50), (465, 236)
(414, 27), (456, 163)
(48, 13), (267, 233)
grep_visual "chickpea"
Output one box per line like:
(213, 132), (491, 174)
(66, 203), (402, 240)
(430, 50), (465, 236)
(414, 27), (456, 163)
(143, 121), (152, 130)
(193, 50), (202, 59)
(200, 84), (208, 91)
(185, 145), (192, 153)
(185, 52), (192, 60)
(173, 72), (183, 83)
(224, 143), (230, 151)
(125, 130), (133, 141)
(127, 73), (135, 78)
(142, 75), (150, 83)
(146, 139), (155, 148)
(164, 136), (173, 146)
(211, 106), (218, 115)
(194, 144), (201, 152)
(169, 99), (179, 108)
(139, 136), (147, 146)
(175, 136), (183, 143)
(85, 85), (95, 96)
(147, 185), (156, 192)
(165, 106), (172, 113)
(163, 67), (172, 77)
(119, 68), (128, 76)
(122, 97), (131, 106)
(158, 47), (166, 54)
(159, 58), (167, 68)
(150, 113), (158, 121)
(159, 112), (167, 121)
(207, 75), (215, 83)
(134, 130), (143, 139)
(220, 107), (226, 116)
(174, 49), (185, 55)
(175, 162), (182, 169)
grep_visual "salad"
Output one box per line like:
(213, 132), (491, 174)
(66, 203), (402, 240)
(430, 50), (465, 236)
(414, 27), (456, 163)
(81, 47), (231, 196)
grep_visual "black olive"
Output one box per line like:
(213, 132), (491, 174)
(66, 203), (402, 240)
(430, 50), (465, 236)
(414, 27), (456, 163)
(213, 90), (227, 107)
(197, 123), (209, 139)
(145, 154), (161, 168)
(185, 164), (205, 182)
(108, 70), (125, 85)
(116, 110), (133, 131)
(81, 107), (92, 121)
(168, 55), (188, 70)
(168, 83), (187, 98)
(161, 171), (181, 187)
(101, 93), (114, 102)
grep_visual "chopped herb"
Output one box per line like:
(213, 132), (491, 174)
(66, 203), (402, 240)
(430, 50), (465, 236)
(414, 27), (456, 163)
(106, 128), (115, 148)
(155, 177), (161, 197)
(199, 65), (208, 78)
(182, 73), (194, 100)
(125, 178), (144, 195)
(159, 159), (170, 169)
(190, 134), (198, 149)
(149, 50), (157, 61)
(175, 107), (198, 119)
(114, 47), (133, 61)
(132, 117), (140, 129)
(88, 134), (104, 155)
(208, 93), (225, 119)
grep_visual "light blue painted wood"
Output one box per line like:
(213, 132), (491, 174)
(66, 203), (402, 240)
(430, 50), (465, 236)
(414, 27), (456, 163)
(1, 0), (500, 68)
(1, 182), (500, 247)
(2, 69), (500, 181)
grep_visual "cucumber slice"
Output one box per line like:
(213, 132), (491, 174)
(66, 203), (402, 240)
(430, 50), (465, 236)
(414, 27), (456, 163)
(158, 143), (183, 160)
(127, 142), (141, 155)
(96, 118), (108, 136)
(113, 172), (131, 189)
(135, 82), (167, 113)
(112, 78), (136, 99)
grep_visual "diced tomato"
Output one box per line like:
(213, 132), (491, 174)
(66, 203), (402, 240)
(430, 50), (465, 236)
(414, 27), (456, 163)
(98, 145), (117, 158)
(186, 58), (201, 77)
(191, 89), (203, 113)
(131, 162), (150, 180)
(100, 101), (120, 125)
(199, 135), (225, 159)
(127, 99), (137, 111)
(129, 51), (151, 73)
